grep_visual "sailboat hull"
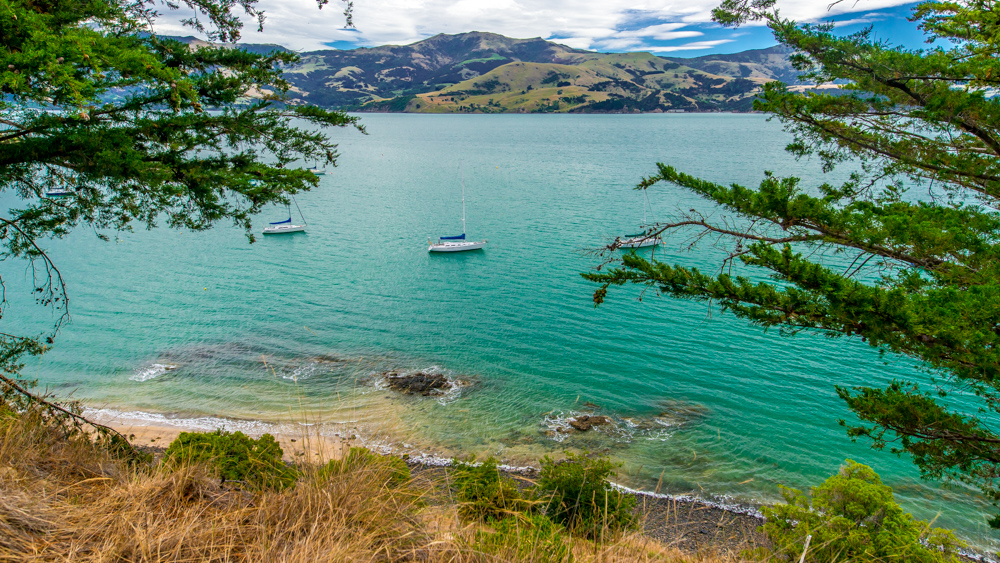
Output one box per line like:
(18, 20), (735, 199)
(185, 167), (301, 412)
(620, 236), (661, 248)
(263, 224), (306, 235)
(428, 240), (486, 252)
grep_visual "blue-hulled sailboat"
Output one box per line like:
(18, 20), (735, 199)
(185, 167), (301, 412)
(429, 166), (486, 252)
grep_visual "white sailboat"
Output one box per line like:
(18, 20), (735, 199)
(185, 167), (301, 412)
(306, 160), (326, 175)
(619, 190), (661, 248)
(619, 231), (661, 248)
(428, 166), (486, 252)
(263, 196), (307, 235)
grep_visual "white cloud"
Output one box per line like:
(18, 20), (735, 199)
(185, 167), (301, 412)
(646, 39), (734, 52)
(827, 11), (892, 27)
(149, 0), (916, 52)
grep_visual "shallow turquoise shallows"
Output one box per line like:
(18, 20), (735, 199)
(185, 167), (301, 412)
(7, 113), (995, 549)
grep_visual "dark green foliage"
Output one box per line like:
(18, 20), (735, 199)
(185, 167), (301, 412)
(451, 455), (528, 522)
(163, 430), (297, 490)
(585, 0), (1000, 526)
(540, 71), (571, 85)
(358, 95), (417, 112)
(0, 0), (356, 430)
(535, 452), (635, 539)
(756, 460), (962, 562)
(471, 514), (573, 563)
(320, 446), (411, 486)
(0, 0), (356, 414)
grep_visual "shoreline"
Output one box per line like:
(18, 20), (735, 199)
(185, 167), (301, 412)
(90, 405), (765, 515)
(94, 407), (769, 555)
(95, 407), (997, 562)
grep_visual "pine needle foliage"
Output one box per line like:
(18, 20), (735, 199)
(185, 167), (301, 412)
(585, 0), (1000, 527)
(0, 0), (358, 425)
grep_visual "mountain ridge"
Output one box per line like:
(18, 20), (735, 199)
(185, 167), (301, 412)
(172, 31), (804, 113)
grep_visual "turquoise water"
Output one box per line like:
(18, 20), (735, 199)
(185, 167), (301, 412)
(7, 114), (995, 548)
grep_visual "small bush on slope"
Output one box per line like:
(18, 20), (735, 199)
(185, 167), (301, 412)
(451, 455), (530, 522)
(163, 429), (297, 490)
(536, 452), (636, 539)
(756, 459), (962, 562)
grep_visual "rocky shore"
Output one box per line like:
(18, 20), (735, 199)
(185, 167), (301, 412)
(406, 461), (765, 555)
(114, 417), (765, 557)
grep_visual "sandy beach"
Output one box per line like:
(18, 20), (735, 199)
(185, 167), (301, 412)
(105, 418), (368, 464)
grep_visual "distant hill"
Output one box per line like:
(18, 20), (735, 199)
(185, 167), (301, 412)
(181, 31), (804, 113)
(679, 45), (801, 85)
(162, 35), (291, 56)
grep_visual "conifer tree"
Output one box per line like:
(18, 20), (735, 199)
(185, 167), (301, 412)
(0, 1), (355, 406)
(585, 0), (1000, 527)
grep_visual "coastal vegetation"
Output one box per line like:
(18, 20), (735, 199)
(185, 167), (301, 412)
(0, 402), (712, 562)
(753, 460), (962, 562)
(0, 399), (967, 562)
(587, 0), (1000, 531)
(162, 430), (297, 490)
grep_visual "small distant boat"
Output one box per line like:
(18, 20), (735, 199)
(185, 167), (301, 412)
(429, 165), (486, 253)
(306, 161), (326, 175)
(263, 197), (307, 235)
(619, 232), (661, 248)
(618, 189), (660, 248)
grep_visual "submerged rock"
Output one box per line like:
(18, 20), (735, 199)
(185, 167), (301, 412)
(385, 371), (452, 396)
(568, 415), (612, 432)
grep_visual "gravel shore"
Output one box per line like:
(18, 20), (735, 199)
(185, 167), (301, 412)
(408, 462), (765, 556)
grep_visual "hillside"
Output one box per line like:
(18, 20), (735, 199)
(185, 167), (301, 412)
(275, 32), (801, 113)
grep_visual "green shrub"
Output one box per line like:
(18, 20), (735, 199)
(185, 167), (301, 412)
(451, 455), (528, 522)
(472, 514), (572, 563)
(535, 452), (635, 539)
(320, 446), (410, 486)
(162, 430), (297, 490)
(758, 460), (963, 562)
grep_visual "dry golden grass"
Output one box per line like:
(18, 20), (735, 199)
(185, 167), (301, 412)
(0, 409), (751, 563)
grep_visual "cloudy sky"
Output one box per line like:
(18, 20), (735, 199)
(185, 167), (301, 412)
(155, 0), (925, 56)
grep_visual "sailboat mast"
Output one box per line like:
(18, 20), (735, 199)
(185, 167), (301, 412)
(292, 196), (307, 226)
(461, 163), (466, 235)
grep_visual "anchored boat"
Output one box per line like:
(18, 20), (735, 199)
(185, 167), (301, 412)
(263, 197), (307, 235)
(428, 165), (486, 252)
(619, 232), (661, 248)
(618, 189), (661, 248)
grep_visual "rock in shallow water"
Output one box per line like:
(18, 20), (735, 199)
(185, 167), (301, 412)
(385, 371), (451, 396)
(568, 414), (612, 432)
